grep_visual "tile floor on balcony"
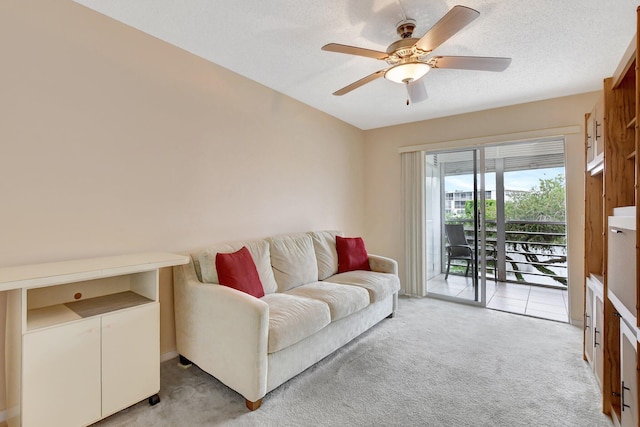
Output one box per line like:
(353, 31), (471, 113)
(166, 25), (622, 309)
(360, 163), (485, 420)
(487, 282), (568, 322)
(427, 274), (569, 323)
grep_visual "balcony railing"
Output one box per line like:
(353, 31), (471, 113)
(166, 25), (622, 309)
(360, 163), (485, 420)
(445, 219), (567, 289)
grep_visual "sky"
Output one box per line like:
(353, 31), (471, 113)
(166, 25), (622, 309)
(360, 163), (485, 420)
(444, 167), (564, 192)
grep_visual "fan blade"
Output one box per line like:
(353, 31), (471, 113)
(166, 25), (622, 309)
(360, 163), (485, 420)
(406, 80), (428, 104)
(333, 70), (386, 96)
(430, 56), (512, 71)
(415, 5), (480, 52)
(322, 43), (388, 60)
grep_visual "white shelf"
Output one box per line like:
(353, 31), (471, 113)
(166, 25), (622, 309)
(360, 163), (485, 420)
(26, 291), (154, 331)
(27, 305), (81, 331)
(609, 289), (639, 338)
(0, 252), (189, 291)
(613, 205), (636, 216)
(587, 274), (605, 296)
(587, 152), (604, 175)
(609, 214), (636, 230)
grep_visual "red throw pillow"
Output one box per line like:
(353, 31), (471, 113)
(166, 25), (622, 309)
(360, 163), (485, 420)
(336, 236), (371, 273)
(215, 246), (265, 298)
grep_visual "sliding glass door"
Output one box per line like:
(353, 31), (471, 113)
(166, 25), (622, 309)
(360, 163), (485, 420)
(425, 148), (490, 305)
(423, 138), (568, 320)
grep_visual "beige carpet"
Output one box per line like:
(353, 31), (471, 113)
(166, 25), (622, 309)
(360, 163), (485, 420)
(95, 296), (612, 426)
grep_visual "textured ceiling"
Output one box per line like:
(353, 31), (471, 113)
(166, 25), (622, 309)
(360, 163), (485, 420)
(73, 0), (638, 130)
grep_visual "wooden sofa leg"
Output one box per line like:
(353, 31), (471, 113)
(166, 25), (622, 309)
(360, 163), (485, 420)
(245, 399), (262, 411)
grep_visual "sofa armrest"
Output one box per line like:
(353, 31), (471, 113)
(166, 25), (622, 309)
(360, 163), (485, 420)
(368, 254), (398, 275)
(173, 261), (269, 402)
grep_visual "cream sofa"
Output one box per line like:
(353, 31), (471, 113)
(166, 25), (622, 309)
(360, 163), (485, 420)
(173, 231), (400, 410)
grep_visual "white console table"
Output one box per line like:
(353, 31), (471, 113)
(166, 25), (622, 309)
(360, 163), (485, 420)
(0, 252), (189, 427)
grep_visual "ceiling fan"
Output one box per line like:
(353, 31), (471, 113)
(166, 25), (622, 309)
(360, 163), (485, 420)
(322, 5), (511, 104)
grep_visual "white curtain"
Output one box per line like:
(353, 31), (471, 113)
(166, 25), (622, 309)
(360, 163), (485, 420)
(401, 151), (426, 296)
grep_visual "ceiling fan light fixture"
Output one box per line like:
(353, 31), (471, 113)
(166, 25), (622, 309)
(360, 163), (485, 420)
(384, 62), (430, 84)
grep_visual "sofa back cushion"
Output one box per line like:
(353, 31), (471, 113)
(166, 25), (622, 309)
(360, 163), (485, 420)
(268, 233), (318, 292)
(196, 239), (278, 294)
(310, 230), (343, 280)
(191, 255), (204, 282)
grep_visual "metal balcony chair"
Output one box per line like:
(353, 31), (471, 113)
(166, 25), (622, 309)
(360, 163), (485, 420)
(444, 223), (497, 283)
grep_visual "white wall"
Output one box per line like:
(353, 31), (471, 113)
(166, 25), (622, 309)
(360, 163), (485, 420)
(363, 92), (600, 324)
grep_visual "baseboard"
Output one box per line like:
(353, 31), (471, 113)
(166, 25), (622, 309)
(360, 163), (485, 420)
(571, 318), (583, 328)
(161, 350), (178, 363)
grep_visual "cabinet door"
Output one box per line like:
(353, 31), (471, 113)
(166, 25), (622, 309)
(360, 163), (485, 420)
(584, 285), (594, 363)
(586, 97), (605, 173)
(22, 318), (101, 427)
(594, 294), (605, 387)
(620, 321), (638, 427)
(593, 97), (604, 158)
(586, 111), (595, 164)
(101, 303), (160, 417)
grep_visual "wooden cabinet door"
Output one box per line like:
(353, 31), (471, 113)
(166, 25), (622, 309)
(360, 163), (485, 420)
(101, 303), (160, 417)
(22, 318), (101, 427)
(594, 294), (605, 388)
(620, 321), (638, 427)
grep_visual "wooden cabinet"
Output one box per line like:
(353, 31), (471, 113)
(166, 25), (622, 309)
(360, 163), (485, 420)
(583, 7), (639, 426)
(0, 252), (188, 427)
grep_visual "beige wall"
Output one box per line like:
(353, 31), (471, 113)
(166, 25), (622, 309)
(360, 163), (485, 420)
(0, 0), (365, 414)
(363, 92), (600, 324)
(0, 0), (604, 417)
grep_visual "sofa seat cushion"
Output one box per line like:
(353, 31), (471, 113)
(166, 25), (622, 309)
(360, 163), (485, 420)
(324, 271), (401, 303)
(285, 281), (370, 321)
(261, 293), (331, 353)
